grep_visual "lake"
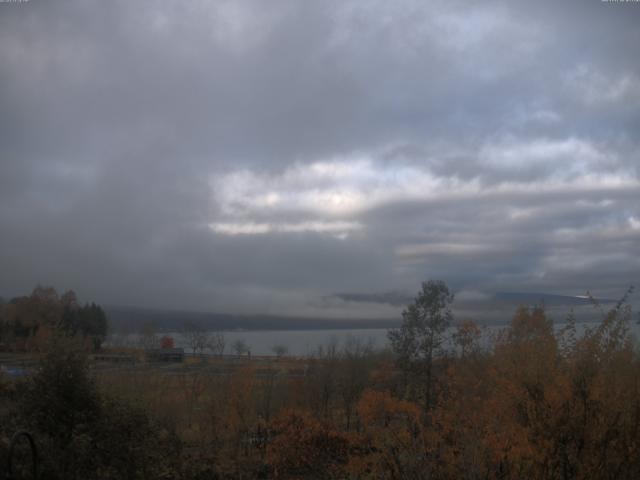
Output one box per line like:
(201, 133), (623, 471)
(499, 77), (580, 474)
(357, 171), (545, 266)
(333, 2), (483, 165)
(108, 319), (640, 357)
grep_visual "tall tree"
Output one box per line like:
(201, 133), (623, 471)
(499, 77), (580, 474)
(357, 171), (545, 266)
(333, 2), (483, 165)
(388, 280), (454, 412)
(209, 331), (226, 356)
(182, 322), (213, 356)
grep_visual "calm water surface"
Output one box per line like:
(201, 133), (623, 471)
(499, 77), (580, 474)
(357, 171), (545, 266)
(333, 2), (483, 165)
(110, 321), (640, 357)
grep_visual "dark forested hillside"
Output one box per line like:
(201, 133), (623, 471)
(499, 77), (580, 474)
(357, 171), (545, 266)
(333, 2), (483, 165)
(104, 305), (400, 332)
(0, 286), (108, 352)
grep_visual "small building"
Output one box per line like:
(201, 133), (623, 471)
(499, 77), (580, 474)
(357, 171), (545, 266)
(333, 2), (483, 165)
(146, 347), (184, 362)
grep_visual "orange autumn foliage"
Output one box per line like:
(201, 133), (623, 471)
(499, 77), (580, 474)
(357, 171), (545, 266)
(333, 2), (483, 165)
(268, 300), (640, 479)
(427, 302), (640, 480)
(266, 409), (349, 479)
(346, 390), (431, 479)
(160, 335), (175, 349)
(356, 389), (421, 428)
(88, 289), (640, 480)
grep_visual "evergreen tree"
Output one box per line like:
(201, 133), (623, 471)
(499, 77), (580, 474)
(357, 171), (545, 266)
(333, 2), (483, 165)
(388, 280), (454, 411)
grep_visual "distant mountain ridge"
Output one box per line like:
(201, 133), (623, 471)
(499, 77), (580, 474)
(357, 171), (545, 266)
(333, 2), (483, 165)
(105, 291), (624, 333)
(105, 305), (400, 333)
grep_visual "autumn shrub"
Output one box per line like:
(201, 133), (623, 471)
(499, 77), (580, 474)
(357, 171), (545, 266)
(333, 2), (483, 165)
(426, 300), (640, 480)
(347, 389), (433, 479)
(266, 408), (349, 479)
(3, 287), (639, 480)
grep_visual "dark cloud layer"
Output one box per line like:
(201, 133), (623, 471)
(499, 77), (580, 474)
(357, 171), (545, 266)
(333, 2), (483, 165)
(1, 0), (639, 317)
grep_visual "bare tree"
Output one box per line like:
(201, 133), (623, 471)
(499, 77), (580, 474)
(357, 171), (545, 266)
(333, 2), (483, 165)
(338, 335), (374, 430)
(232, 338), (249, 357)
(452, 319), (482, 359)
(306, 337), (339, 419)
(182, 322), (209, 356)
(178, 369), (206, 428)
(208, 330), (226, 356)
(271, 344), (288, 358)
(138, 322), (159, 350)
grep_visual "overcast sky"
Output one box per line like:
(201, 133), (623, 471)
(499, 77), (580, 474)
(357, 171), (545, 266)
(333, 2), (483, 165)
(1, 0), (639, 317)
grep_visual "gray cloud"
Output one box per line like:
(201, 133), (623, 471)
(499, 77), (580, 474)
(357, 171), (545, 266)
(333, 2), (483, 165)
(0, 0), (638, 317)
